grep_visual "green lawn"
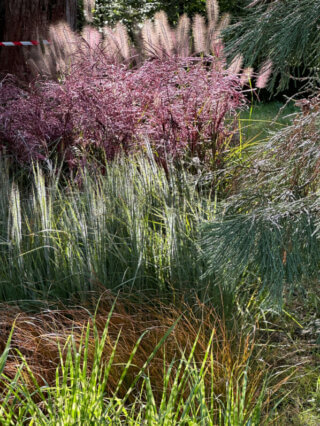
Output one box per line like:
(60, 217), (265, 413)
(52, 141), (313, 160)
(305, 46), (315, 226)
(239, 101), (299, 142)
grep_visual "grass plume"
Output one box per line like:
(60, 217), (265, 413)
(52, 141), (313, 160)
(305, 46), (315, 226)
(193, 14), (208, 54)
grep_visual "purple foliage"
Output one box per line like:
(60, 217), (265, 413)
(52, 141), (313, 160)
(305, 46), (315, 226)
(0, 51), (245, 169)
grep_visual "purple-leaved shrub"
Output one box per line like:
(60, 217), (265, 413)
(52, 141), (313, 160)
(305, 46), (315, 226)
(0, 44), (245, 171)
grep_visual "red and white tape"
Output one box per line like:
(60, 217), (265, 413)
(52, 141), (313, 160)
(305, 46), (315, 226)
(0, 40), (50, 47)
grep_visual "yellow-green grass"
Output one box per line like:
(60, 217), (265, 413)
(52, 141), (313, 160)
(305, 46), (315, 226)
(0, 299), (290, 425)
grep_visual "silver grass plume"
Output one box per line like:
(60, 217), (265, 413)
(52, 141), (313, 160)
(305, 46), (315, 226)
(114, 22), (130, 60)
(193, 14), (208, 54)
(141, 19), (160, 57)
(256, 59), (273, 88)
(103, 26), (118, 58)
(207, 0), (220, 26)
(27, 22), (78, 78)
(103, 25), (128, 62)
(240, 67), (254, 86)
(82, 26), (102, 51)
(215, 13), (230, 38)
(176, 14), (191, 57)
(228, 53), (243, 74)
(154, 11), (175, 56)
(49, 22), (78, 73)
(210, 13), (230, 53)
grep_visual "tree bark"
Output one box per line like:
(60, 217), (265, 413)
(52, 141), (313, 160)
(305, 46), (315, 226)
(0, 0), (77, 79)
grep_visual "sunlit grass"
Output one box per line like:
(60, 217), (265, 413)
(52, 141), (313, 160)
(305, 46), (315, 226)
(0, 99), (318, 424)
(0, 156), (218, 308)
(0, 301), (284, 425)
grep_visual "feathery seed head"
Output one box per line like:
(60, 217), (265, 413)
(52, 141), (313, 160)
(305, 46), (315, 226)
(193, 14), (208, 54)
(216, 13), (230, 34)
(176, 14), (191, 57)
(240, 67), (254, 86)
(228, 54), (243, 75)
(207, 0), (220, 25)
(141, 19), (160, 57)
(82, 26), (102, 51)
(27, 22), (78, 77)
(154, 11), (174, 56)
(256, 60), (273, 88)
(114, 22), (130, 60)
(103, 25), (129, 62)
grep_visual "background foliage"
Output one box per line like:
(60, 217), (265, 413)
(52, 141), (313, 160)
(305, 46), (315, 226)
(93, 0), (247, 31)
(225, 0), (320, 93)
(202, 99), (320, 299)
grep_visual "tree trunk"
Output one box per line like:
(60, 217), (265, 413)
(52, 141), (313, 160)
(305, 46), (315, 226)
(0, 0), (77, 79)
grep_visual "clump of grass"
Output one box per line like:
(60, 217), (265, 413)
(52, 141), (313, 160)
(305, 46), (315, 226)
(0, 155), (218, 307)
(0, 299), (284, 424)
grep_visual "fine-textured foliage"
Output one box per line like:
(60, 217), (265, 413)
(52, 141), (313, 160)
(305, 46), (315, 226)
(0, 302), (282, 424)
(202, 200), (320, 299)
(202, 98), (320, 299)
(0, 49), (245, 171)
(0, 156), (217, 305)
(225, 0), (320, 92)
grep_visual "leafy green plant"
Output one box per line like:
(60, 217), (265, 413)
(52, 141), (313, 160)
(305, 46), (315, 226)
(93, 0), (246, 30)
(93, 0), (160, 32)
